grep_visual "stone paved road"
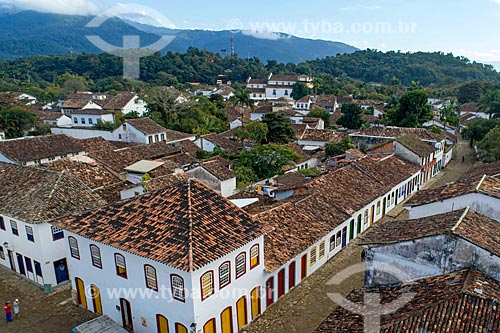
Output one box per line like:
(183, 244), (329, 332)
(0, 267), (95, 333)
(245, 134), (475, 333)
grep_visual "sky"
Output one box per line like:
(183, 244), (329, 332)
(3, 0), (500, 63)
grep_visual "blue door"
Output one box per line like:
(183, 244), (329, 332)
(54, 258), (69, 284)
(16, 253), (26, 276)
(341, 227), (348, 248)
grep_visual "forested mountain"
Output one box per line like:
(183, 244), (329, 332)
(296, 50), (500, 86)
(0, 10), (357, 63)
(1, 48), (499, 92)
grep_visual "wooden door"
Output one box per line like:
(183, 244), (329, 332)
(175, 323), (188, 333)
(288, 262), (296, 289)
(91, 285), (102, 315)
(156, 314), (169, 333)
(220, 307), (233, 333)
(277, 269), (285, 298)
(250, 287), (261, 319)
(266, 277), (274, 307)
(236, 296), (248, 329)
(75, 278), (87, 308)
(203, 318), (215, 333)
(120, 298), (133, 331)
(300, 254), (307, 280)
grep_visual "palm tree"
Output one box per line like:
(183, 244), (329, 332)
(478, 89), (500, 119)
(230, 89), (254, 110)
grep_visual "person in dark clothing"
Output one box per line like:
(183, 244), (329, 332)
(360, 249), (367, 262)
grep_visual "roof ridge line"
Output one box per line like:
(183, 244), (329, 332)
(452, 207), (470, 232)
(475, 174), (487, 191)
(187, 179), (194, 272)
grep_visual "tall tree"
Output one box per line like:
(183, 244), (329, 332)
(478, 89), (500, 119)
(478, 126), (500, 162)
(262, 112), (295, 144)
(385, 89), (433, 127)
(0, 106), (37, 139)
(308, 107), (331, 127)
(291, 82), (311, 100)
(230, 89), (254, 110)
(337, 103), (363, 129)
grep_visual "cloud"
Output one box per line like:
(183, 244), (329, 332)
(242, 30), (286, 40)
(3, 0), (99, 15)
(490, 0), (500, 4)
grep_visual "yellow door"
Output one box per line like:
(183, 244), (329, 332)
(220, 307), (233, 333)
(236, 296), (247, 329)
(157, 315), (169, 333)
(75, 278), (87, 309)
(203, 318), (216, 333)
(175, 323), (188, 333)
(251, 287), (261, 319)
(91, 285), (102, 315)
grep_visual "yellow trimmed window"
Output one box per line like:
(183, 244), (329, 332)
(319, 241), (326, 259)
(310, 247), (317, 266)
(250, 244), (260, 269)
(201, 271), (214, 300)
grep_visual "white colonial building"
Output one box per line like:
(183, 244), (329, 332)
(0, 163), (105, 288)
(54, 179), (270, 333)
(246, 73), (313, 101)
(71, 109), (115, 127)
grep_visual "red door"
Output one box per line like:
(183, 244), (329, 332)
(300, 254), (308, 280)
(266, 277), (274, 307)
(288, 262), (296, 289)
(277, 269), (285, 298)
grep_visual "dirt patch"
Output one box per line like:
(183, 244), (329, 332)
(0, 267), (95, 333)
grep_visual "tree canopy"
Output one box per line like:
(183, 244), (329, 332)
(262, 112), (295, 144)
(0, 106), (37, 139)
(385, 89), (433, 127)
(337, 103), (363, 129)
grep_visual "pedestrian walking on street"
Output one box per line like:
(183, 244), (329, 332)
(4, 302), (12, 322)
(360, 249), (366, 262)
(13, 299), (19, 319)
(462, 156), (465, 163)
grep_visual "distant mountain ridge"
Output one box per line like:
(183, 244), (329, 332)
(0, 9), (358, 63)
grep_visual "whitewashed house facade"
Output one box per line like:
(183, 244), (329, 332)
(54, 179), (271, 333)
(0, 163), (105, 288)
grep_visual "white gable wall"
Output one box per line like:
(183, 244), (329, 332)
(406, 192), (500, 222)
(0, 216), (68, 287)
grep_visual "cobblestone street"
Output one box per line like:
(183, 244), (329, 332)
(245, 135), (475, 333)
(0, 268), (95, 333)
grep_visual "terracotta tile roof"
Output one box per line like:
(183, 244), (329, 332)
(34, 109), (64, 121)
(247, 78), (267, 85)
(78, 137), (118, 153)
(460, 112), (481, 125)
(93, 181), (130, 204)
(176, 140), (202, 156)
(337, 96), (354, 104)
(459, 161), (500, 182)
(405, 175), (500, 207)
(124, 118), (166, 135)
(256, 197), (350, 272)
(201, 156), (235, 181)
(259, 156), (418, 271)
(396, 135), (435, 157)
(71, 109), (113, 115)
(291, 124), (307, 138)
(314, 269), (500, 333)
(0, 134), (84, 163)
(0, 163), (106, 224)
(269, 74), (300, 82)
(45, 158), (121, 190)
(226, 106), (251, 123)
(252, 105), (273, 114)
(359, 208), (500, 256)
(203, 134), (241, 153)
(53, 179), (269, 271)
(299, 129), (344, 143)
(62, 99), (93, 109)
(163, 152), (199, 169)
(461, 102), (479, 113)
(89, 142), (181, 174)
(143, 173), (189, 192)
(165, 129), (195, 143)
(353, 126), (442, 141)
(104, 92), (136, 110)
